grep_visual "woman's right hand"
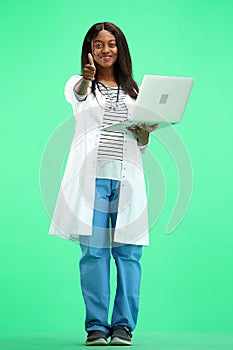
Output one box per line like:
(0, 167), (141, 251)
(83, 53), (96, 81)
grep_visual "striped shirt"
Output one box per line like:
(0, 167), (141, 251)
(73, 82), (148, 180)
(97, 83), (128, 162)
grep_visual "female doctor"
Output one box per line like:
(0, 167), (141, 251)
(49, 22), (158, 346)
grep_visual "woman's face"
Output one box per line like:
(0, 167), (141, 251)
(92, 30), (118, 69)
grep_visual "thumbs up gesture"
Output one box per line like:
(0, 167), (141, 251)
(83, 53), (96, 81)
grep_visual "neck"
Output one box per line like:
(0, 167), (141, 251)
(97, 67), (117, 87)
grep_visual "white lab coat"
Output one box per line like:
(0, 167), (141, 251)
(49, 75), (150, 246)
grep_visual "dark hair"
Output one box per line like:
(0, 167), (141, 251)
(81, 22), (139, 99)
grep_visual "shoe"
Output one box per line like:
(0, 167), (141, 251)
(85, 330), (108, 346)
(110, 326), (133, 346)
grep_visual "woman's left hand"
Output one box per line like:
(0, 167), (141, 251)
(126, 122), (159, 145)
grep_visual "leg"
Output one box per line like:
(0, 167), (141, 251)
(111, 243), (143, 331)
(109, 179), (143, 332)
(79, 178), (112, 336)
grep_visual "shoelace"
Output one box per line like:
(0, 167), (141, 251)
(111, 325), (132, 337)
(123, 326), (132, 337)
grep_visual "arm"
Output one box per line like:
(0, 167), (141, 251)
(126, 122), (159, 152)
(73, 53), (96, 100)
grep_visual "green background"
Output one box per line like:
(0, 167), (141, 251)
(1, 0), (233, 347)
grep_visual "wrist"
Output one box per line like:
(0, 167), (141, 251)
(82, 77), (92, 83)
(137, 133), (149, 146)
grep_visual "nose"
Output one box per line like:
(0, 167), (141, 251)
(101, 44), (110, 53)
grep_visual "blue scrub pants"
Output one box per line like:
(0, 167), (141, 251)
(79, 178), (142, 336)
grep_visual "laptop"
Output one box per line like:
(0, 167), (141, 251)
(101, 74), (194, 132)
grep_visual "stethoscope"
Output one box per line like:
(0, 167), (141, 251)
(95, 79), (120, 111)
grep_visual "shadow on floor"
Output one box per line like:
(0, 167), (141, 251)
(0, 331), (233, 350)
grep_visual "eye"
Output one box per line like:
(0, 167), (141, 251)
(109, 42), (116, 48)
(94, 43), (103, 49)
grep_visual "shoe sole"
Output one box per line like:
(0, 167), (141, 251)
(86, 338), (108, 346)
(110, 337), (132, 346)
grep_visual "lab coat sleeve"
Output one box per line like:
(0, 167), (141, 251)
(138, 144), (148, 154)
(64, 75), (91, 105)
(135, 83), (149, 155)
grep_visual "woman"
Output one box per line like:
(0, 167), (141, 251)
(49, 22), (158, 346)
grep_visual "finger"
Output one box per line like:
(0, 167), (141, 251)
(149, 123), (159, 131)
(137, 123), (143, 129)
(88, 53), (95, 66)
(126, 127), (137, 134)
(84, 65), (95, 72)
(83, 64), (96, 80)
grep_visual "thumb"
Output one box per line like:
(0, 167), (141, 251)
(88, 53), (95, 66)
